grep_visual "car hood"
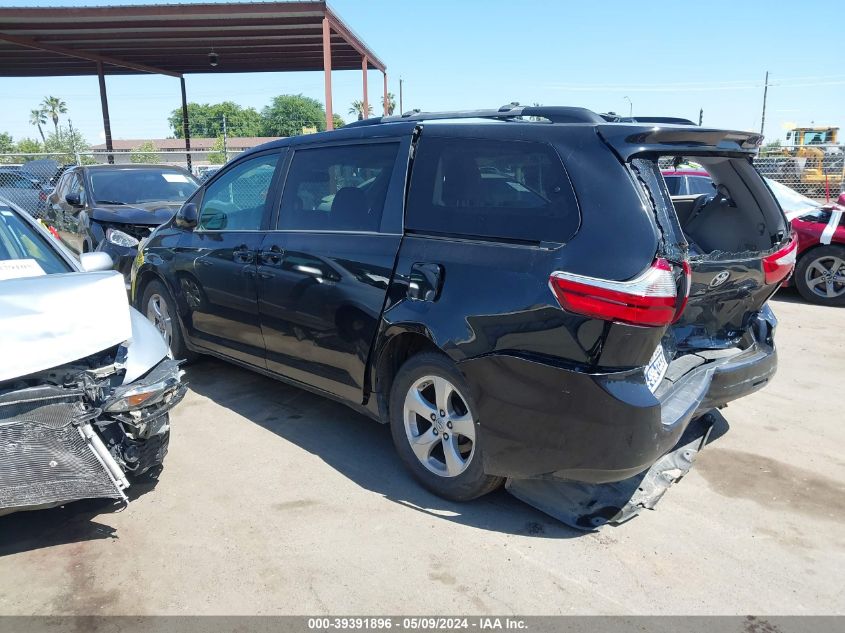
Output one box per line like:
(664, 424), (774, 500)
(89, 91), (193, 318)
(90, 201), (183, 225)
(0, 270), (168, 383)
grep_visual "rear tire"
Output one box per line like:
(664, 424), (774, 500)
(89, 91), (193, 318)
(388, 352), (503, 501)
(141, 280), (197, 361)
(794, 245), (845, 306)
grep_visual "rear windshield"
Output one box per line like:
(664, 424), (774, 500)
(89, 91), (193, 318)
(89, 168), (199, 205)
(405, 136), (580, 243)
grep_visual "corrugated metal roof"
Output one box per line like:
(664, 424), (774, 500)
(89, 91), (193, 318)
(0, 1), (385, 77)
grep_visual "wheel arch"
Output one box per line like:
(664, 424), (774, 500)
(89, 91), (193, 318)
(371, 325), (446, 424)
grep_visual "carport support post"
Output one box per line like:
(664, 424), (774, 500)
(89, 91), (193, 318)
(180, 76), (192, 171)
(383, 72), (388, 116)
(361, 56), (369, 119)
(96, 61), (114, 164)
(322, 17), (333, 130)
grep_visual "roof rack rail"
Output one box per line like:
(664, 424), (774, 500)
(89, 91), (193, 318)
(345, 104), (605, 128)
(600, 113), (697, 126)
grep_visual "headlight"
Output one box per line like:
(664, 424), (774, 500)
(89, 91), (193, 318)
(106, 227), (139, 248)
(104, 360), (184, 413)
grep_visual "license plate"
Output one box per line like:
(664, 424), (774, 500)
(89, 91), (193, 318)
(644, 345), (668, 393)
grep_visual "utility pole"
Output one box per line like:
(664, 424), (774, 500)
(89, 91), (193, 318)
(68, 118), (80, 164)
(760, 71), (769, 136)
(222, 113), (228, 163)
(698, 108), (703, 126)
(399, 77), (404, 115)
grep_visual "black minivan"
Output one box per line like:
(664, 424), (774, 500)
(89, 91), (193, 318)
(131, 105), (794, 502)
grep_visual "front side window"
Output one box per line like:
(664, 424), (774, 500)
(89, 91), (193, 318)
(198, 153), (279, 231)
(405, 137), (580, 243)
(279, 142), (399, 232)
(0, 206), (72, 276)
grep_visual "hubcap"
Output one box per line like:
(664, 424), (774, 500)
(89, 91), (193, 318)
(403, 375), (476, 478)
(805, 255), (845, 299)
(146, 293), (173, 347)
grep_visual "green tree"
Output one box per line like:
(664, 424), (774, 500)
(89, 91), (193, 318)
(130, 140), (160, 164)
(386, 93), (397, 116)
(15, 138), (43, 162)
(348, 100), (373, 120)
(43, 125), (91, 164)
(41, 96), (68, 136)
(207, 136), (228, 164)
(169, 101), (263, 139)
(261, 94), (327, 137)
(29, 109), (47, 143)
(332, 113), (345, 129)
(0, 132), (13, 164)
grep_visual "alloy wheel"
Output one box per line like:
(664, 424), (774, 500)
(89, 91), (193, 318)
(805, 255), (845, 299)
(146, 293), (173, 347)
(402, 375), (476, 478)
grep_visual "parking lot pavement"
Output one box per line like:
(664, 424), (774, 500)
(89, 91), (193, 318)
(0, 288), (843, 616)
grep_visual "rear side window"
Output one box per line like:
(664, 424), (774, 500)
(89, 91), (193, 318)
(279, 142), (399, 232)
(406, 137), (579, 243)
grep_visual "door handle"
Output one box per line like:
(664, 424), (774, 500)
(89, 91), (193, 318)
(258, 244), (284, 267)
(233, 244), (255, 264)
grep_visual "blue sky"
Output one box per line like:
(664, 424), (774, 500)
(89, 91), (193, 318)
(2, 0), (844, 144)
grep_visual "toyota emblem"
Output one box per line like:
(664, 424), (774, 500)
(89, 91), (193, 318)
(709, 271), (731, 287)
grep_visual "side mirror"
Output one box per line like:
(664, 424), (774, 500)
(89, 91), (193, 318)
(175, 202), (198, 229)
(79, 251), (114, 272)
(65, 192), (83, 207)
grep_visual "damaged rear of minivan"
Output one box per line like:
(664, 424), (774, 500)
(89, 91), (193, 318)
(500, 122), (793, 526)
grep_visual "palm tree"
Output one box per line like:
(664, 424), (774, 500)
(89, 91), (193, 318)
(29, 108), (47, 143)
(348, 100), (373, 121)
(41, 96), (68, 136)
(386, 93), (397, 116)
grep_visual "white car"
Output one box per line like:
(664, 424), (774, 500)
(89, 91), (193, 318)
(0, 197), (185, 515)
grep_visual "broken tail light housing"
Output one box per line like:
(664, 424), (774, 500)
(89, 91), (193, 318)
(762, 234), (797, 285)
(550, 258), (688, 327)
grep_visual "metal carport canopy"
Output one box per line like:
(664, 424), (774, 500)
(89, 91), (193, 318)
(0, 1), (389, 163)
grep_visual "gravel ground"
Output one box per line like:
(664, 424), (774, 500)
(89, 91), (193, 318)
(0, 288), (843, 615)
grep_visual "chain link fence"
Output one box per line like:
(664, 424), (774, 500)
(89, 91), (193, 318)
(0, 149), (247, 217)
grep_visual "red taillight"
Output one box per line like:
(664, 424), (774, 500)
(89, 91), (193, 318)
(549, 258), (683, 327)
(762, 234), (797, 285)
(39, 190), (47, 201)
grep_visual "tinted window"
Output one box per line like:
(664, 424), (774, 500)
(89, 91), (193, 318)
(0, 172), (37, 189)
(89, 168), (198, 205)
(662, 175), (684, 196)
(279, 142), (399, 232)
(0, 206), (72, 275)
(199, 153), (279, 231)
(406, 137), (579, 243)
(687, 176), (716, 195)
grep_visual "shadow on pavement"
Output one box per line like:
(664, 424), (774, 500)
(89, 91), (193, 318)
(185, 357), (727, 540)
(0, 468), (160, 557)
(769, 286), (806, 305)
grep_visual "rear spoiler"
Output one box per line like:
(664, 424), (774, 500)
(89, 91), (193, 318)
(598, 124), (763, 160)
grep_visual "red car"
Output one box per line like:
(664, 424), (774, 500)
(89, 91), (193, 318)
(662, 168), (845, 306)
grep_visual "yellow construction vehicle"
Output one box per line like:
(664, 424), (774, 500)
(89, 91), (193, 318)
(758, 126), (845, 197)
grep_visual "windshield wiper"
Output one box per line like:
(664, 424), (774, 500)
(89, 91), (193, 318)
(96, 200), (126, 205)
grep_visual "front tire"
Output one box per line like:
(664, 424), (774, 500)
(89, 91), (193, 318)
(141, 280), (196, 361)
(389, 352), (503, 501)
(794, 245), (845, 306)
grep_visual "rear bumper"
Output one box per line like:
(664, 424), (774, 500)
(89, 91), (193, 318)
(458, 311), (777, 483)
